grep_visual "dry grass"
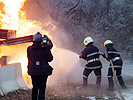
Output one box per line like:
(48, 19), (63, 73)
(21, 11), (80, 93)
(0, 83), (121, 100)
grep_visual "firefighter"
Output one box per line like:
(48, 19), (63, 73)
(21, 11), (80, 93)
(27, 32), (53, 100)
(102, 40), (127, 90)
(79, 37), (102, 87)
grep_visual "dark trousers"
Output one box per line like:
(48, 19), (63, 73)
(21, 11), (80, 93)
(108, 67), (121, 77)
(83, 68), (102, 86)
(107, 68), (126, 89)
(31, 75), (48, 100)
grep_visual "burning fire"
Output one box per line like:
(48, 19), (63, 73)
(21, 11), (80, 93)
(0, 0), (51, 37)
(0, 0), (53, 65)
(0, 0), (55, 77)
(0, 0), (67, 87)
(0, 0), (81, 87)
(0, 0), (55, 86)
(0, 0), (26, 30)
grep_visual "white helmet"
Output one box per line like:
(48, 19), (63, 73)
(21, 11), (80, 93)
(83, 37), (94, 46)
(104, 40), (113, 46)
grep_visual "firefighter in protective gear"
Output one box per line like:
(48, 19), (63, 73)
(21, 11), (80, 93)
(79, 37), (102, 87)
(102, 40), (126, 90)
(27, 32), (53, 100)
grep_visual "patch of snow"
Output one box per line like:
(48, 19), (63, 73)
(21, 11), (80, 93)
(115, 88), (133, 100)
(115, 60), (133, 100)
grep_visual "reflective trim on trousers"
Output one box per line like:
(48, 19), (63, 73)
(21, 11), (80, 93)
(85, 65), (102, 69)
(109, 65), (122, 68)
(116, 75), (121, 77)
(108, 76), (113, 78)
(108, 75), (122, 78)
(83, 75), (88, 79)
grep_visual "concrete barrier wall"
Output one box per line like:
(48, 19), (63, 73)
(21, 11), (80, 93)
(0, 63), (27, 96)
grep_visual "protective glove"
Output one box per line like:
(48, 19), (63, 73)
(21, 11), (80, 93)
(101, 53), (106, 58)
(79, 55), (82, 59)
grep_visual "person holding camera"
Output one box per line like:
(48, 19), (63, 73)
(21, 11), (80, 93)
(27, 32), (53, 100)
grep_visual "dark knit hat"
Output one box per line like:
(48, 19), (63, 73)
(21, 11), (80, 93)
(33, 32), (42, 42)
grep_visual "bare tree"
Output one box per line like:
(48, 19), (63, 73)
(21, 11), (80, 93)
(79, 0), (83, 24)
(61, 0), (80, 23)
(106, 0), (113, 13)
(55, 1), (62, 21)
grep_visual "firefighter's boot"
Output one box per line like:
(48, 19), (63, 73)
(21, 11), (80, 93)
(117, 76), (127, 89)
(108, 77), (114, 91)
(96, 76), (101, 87)
(83, 77), (87, 87)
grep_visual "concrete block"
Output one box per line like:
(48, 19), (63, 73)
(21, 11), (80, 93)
(0, 63), (27, 96)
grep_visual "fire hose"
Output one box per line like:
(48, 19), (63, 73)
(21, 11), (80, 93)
(109, 60), (125, 100)
(0, 86), (4, 95)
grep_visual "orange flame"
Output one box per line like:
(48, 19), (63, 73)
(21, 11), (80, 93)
(0, 0), (55, 73)
(0, 0), (26, 30)
(0, 0), (80, 87)
(0, 0), (54, 37)
(0, 0), (58, 87)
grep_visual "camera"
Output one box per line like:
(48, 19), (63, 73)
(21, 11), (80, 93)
(42, 35), (53, 49)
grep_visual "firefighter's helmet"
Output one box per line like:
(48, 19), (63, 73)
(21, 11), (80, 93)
(33, 32), (42, 42)
(83, 37), (94, 46)
(104, 40), (113, 46)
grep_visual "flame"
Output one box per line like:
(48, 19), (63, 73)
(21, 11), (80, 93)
(0, 0), (57, 86)
(0, 0), (53, 37)
(0, 0), (80, 87)
(0, 0), (26, 30)
(0, 0), (51, 71)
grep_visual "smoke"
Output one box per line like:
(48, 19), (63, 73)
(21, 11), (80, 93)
(0, 0), (111, 88)
(22, 6), (84, 87)
(21, 0), (112, 87)
(47, 47), (81, 85)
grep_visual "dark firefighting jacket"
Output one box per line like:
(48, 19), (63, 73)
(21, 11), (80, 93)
(27, 42), (53, 76)
(80, 44), (102, 69)
(106, 45), (123, 68)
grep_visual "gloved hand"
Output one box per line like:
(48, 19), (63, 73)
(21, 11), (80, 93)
(79, 55), (82, 59)
(101, 53), (106, 58)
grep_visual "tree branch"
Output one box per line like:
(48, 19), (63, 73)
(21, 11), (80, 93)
(79, 0), (83, 24)
(61, 0), (80, 23)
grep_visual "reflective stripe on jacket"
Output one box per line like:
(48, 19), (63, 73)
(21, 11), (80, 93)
(80, 44), (102, 69)
(106, 45), (123, 66)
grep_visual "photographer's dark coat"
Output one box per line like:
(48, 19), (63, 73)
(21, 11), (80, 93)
(27, 42), (53, 76)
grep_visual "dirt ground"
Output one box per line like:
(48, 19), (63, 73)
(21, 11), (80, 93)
(0, 83), (121, 100)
